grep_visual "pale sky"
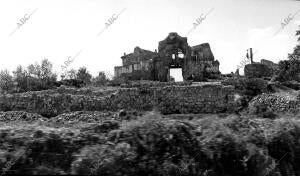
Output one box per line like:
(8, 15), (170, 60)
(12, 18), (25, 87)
(0, 0), (299, 80)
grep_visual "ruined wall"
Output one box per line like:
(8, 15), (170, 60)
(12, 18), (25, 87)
(114, 33), (220, 82)
(191, 43), (215, 61)
(117, 69), (153, 80)
(115, 48), (156, 78)
(183, 62), (206, 81)
(115, 65), (133, 76)
(122, 47), (156, 66)
(157, 34), (219, 82)
(115, 60), (153, 78)
(0, 84), (239, 117)
(205, 60), (220, 73)
(244, 59), (280, 79)
(260, 59), (278, 70)
(154, 84), (237, 114)
(244, 63), (273, 78)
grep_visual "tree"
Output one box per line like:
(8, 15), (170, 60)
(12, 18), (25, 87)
(13, 65), (29, 92)
(27, 59), (57, 81)
(92, 72), (108, 86)
(27, 62), (41, 78)
(275, 26), (300, 82)
(76, 67), (92, 85)
(40, 59), (56, 81)
(12, 59), (57, 92)
(293, 26), (300, 55)
(0, 69), (14, 93)
(289, 26), (300, 60)
(104, 71), (114, 80)
(61, 69), (77, 80)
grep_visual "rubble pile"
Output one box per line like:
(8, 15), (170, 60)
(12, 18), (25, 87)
(49, 111), (117, 123)
(249, 92), (300, 113)
(0, 111), (45, 122)
(50, 110), (143, 123)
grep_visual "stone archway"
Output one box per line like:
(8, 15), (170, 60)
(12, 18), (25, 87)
(155, 32), (191, 82)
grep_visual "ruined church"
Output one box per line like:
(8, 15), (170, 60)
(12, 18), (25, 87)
(114, 32), (220, 82)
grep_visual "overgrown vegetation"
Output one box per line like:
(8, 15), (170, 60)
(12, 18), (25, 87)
(0, 59), (57, 93)
(0, 20), (300, 176)
(0, 112), (300, 176)
(274, 26), (300, 82)
(0, 61), (115, 93)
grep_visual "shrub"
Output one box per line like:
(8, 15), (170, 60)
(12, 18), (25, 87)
(57, 79), (85, 88)
(248, 100), (278, 119)
(2, 112), (300, 176)
(274, 59), (300, 82)
(267, 121), (300, 176)
(72, 113), (210, 176)
(91, 72), (109, 86)
(108, 76), (129, 86)
(71, 143), (137, 176)
(61, 69), (77, 80)
(76, 67), (92, 85)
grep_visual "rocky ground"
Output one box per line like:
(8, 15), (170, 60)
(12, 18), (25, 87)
(0, 82), (300, 176)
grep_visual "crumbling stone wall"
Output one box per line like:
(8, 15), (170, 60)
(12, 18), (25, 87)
(156, 33), (219, 82)
(115, 47), (157, 78)
(114, 32), (220, 82)
(0, 84), (239, 117)
(244, 63), (273, 78)
(260, 59), (279, 71)
(154, 84), (237, 114)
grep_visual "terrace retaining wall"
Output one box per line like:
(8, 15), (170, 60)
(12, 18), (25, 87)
(0, 84), (240, 117)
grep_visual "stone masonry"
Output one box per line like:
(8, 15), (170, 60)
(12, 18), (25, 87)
(114, 32), (220, 82)
(0, 84), (239, 117)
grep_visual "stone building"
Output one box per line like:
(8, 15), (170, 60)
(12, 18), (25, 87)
(114, 32), (220, 82)
(244, 59), (278, 78)
(114, 47), (156, 80)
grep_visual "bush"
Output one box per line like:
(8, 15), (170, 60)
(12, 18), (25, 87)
(71, 143), (137, 176)
(108, 76), (129, 86)
(274, 59), (300, 82)
(61, 69), (77, 80)
(71, 113), (297, 176)
(248, 100), (278, 119)
(267, 122), (300, 176)
(91, 72), (109, 86)
(76, 67), (92, 85)
(56, 79), (85, 88)
(2, 112), (300, 175)
(72, 113), (210, 176)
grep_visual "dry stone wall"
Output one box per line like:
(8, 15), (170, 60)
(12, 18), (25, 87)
(0, 84), (239, 117)
(155, 84), (237, 114)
